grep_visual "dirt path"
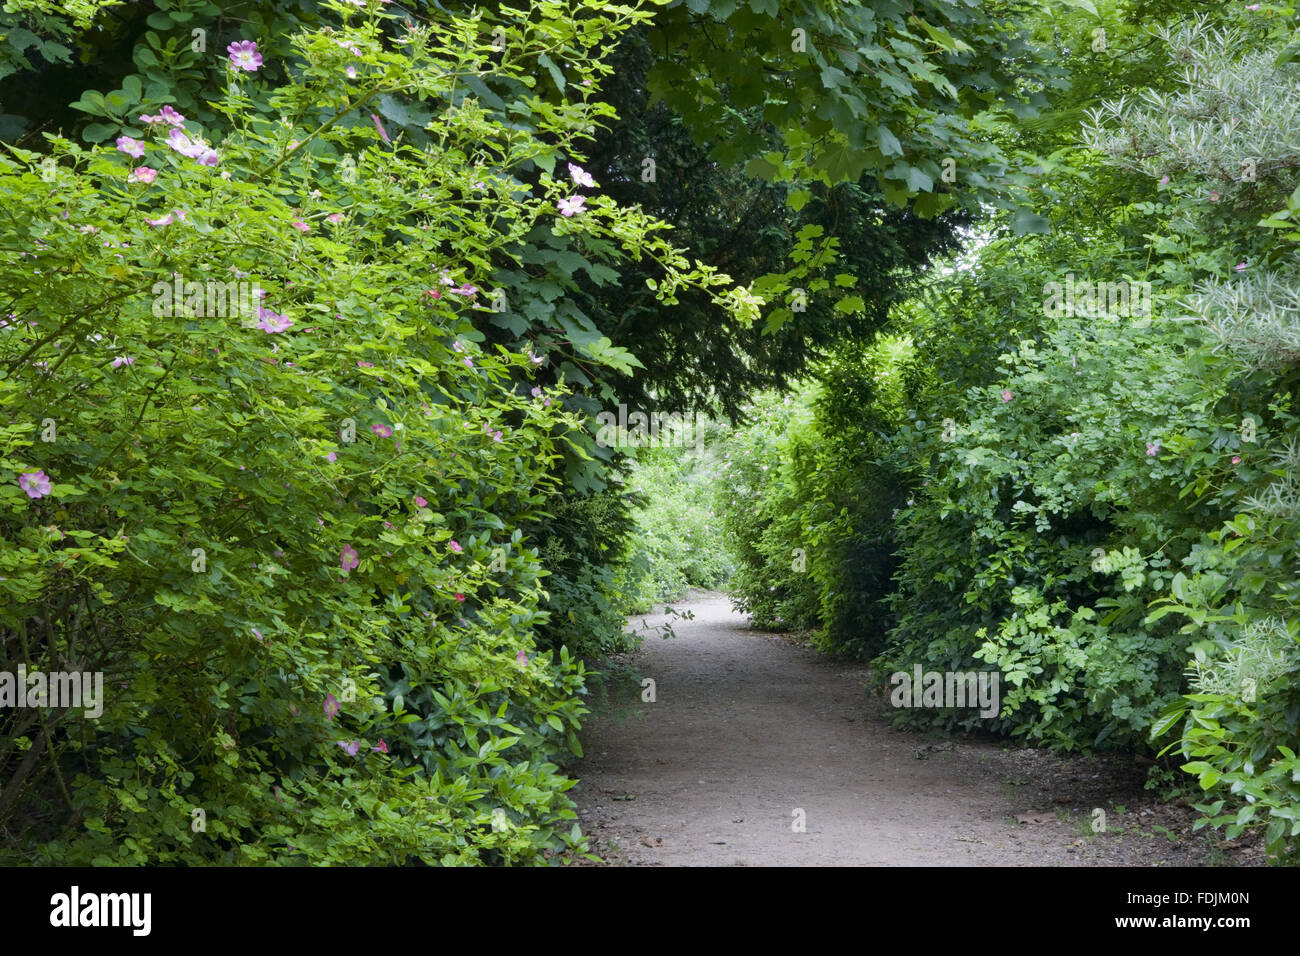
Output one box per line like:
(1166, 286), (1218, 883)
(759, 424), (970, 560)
(572, 593), (1259, 866)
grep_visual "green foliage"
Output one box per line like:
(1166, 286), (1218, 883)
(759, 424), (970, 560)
(0, 0), (754, 865)
(718, 388), (818, 631)
(879, 310), (1237, 746)
(618, 440), (733, 613)
(1084, 13), (1300, 862)
(531, 489), (640, 660)
(720, 340), (918, 652)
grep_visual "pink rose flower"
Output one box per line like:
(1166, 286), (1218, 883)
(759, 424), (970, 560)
(340, 544), (359, 571)
(227, 40), (263, 72)
(115, 135), (145, 158)
(18, 470), (52, 498)
(557, 195), (585, 217)
(568, 162), (595, 188)
(256, 307), (292, 333)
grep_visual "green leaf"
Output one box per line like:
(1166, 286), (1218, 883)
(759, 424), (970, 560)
(81, 122), (118, 144)
(876, 124), (903, 157)
(537, 53), (566, 92)
(1009, 209), (1051, 235)
(1148, 706), (1186, 739)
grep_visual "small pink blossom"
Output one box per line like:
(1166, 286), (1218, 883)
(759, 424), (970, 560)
(291, 219), (310, 233)
(568, 162), (595, 188)
(464, 357), (474, 368)
(139, 105), (186, 127)
(414, 495), (428, 507)
(324, 693), (340, 720)
(112, 356), (135, 368)
(1001, 390), (1013, 403)
(145, 209), (186, 227)
(1232, 455), (1242, 464)
(116, 135), (145, 158)
(371, 113), (391, 143)
(256, 307), (292, 333)
(449, 540), (463, 553)
(1159, 175), (1169, 186)
(336, 739), (360, 756)
(516, 649), (528, 666)
(557, 195), (585, 217)
(1146, 441), (1160, 456)
(371, 423), (392, 437)
(529, 351), (544, 365)
(1235, 261), (1247, 273)
(328, 213), (344, 224)
(1209, 190), (1220, 202)
(454, 593), (466, 602)
(340, 544), (359, 571)
(227, 40), (263, 72)
(130, 166), (157, 184)
(372, 739), (389, 754)
(327, 452), (337, 463)
(165, 126), (217, 164)
(18, 470), (51, 498)
(346, 65), (357, 79)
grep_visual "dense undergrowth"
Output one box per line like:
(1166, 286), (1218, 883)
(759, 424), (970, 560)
(722, 12), (1300, 862)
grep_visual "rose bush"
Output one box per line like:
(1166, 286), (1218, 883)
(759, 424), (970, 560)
(0, 0), (754, 864)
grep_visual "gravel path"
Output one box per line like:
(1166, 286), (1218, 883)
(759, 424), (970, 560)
(572, 593), (1260, 866)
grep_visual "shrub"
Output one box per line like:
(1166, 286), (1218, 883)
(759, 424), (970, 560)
(618, 438), (733, 613)
(0, 1), (755, 864)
